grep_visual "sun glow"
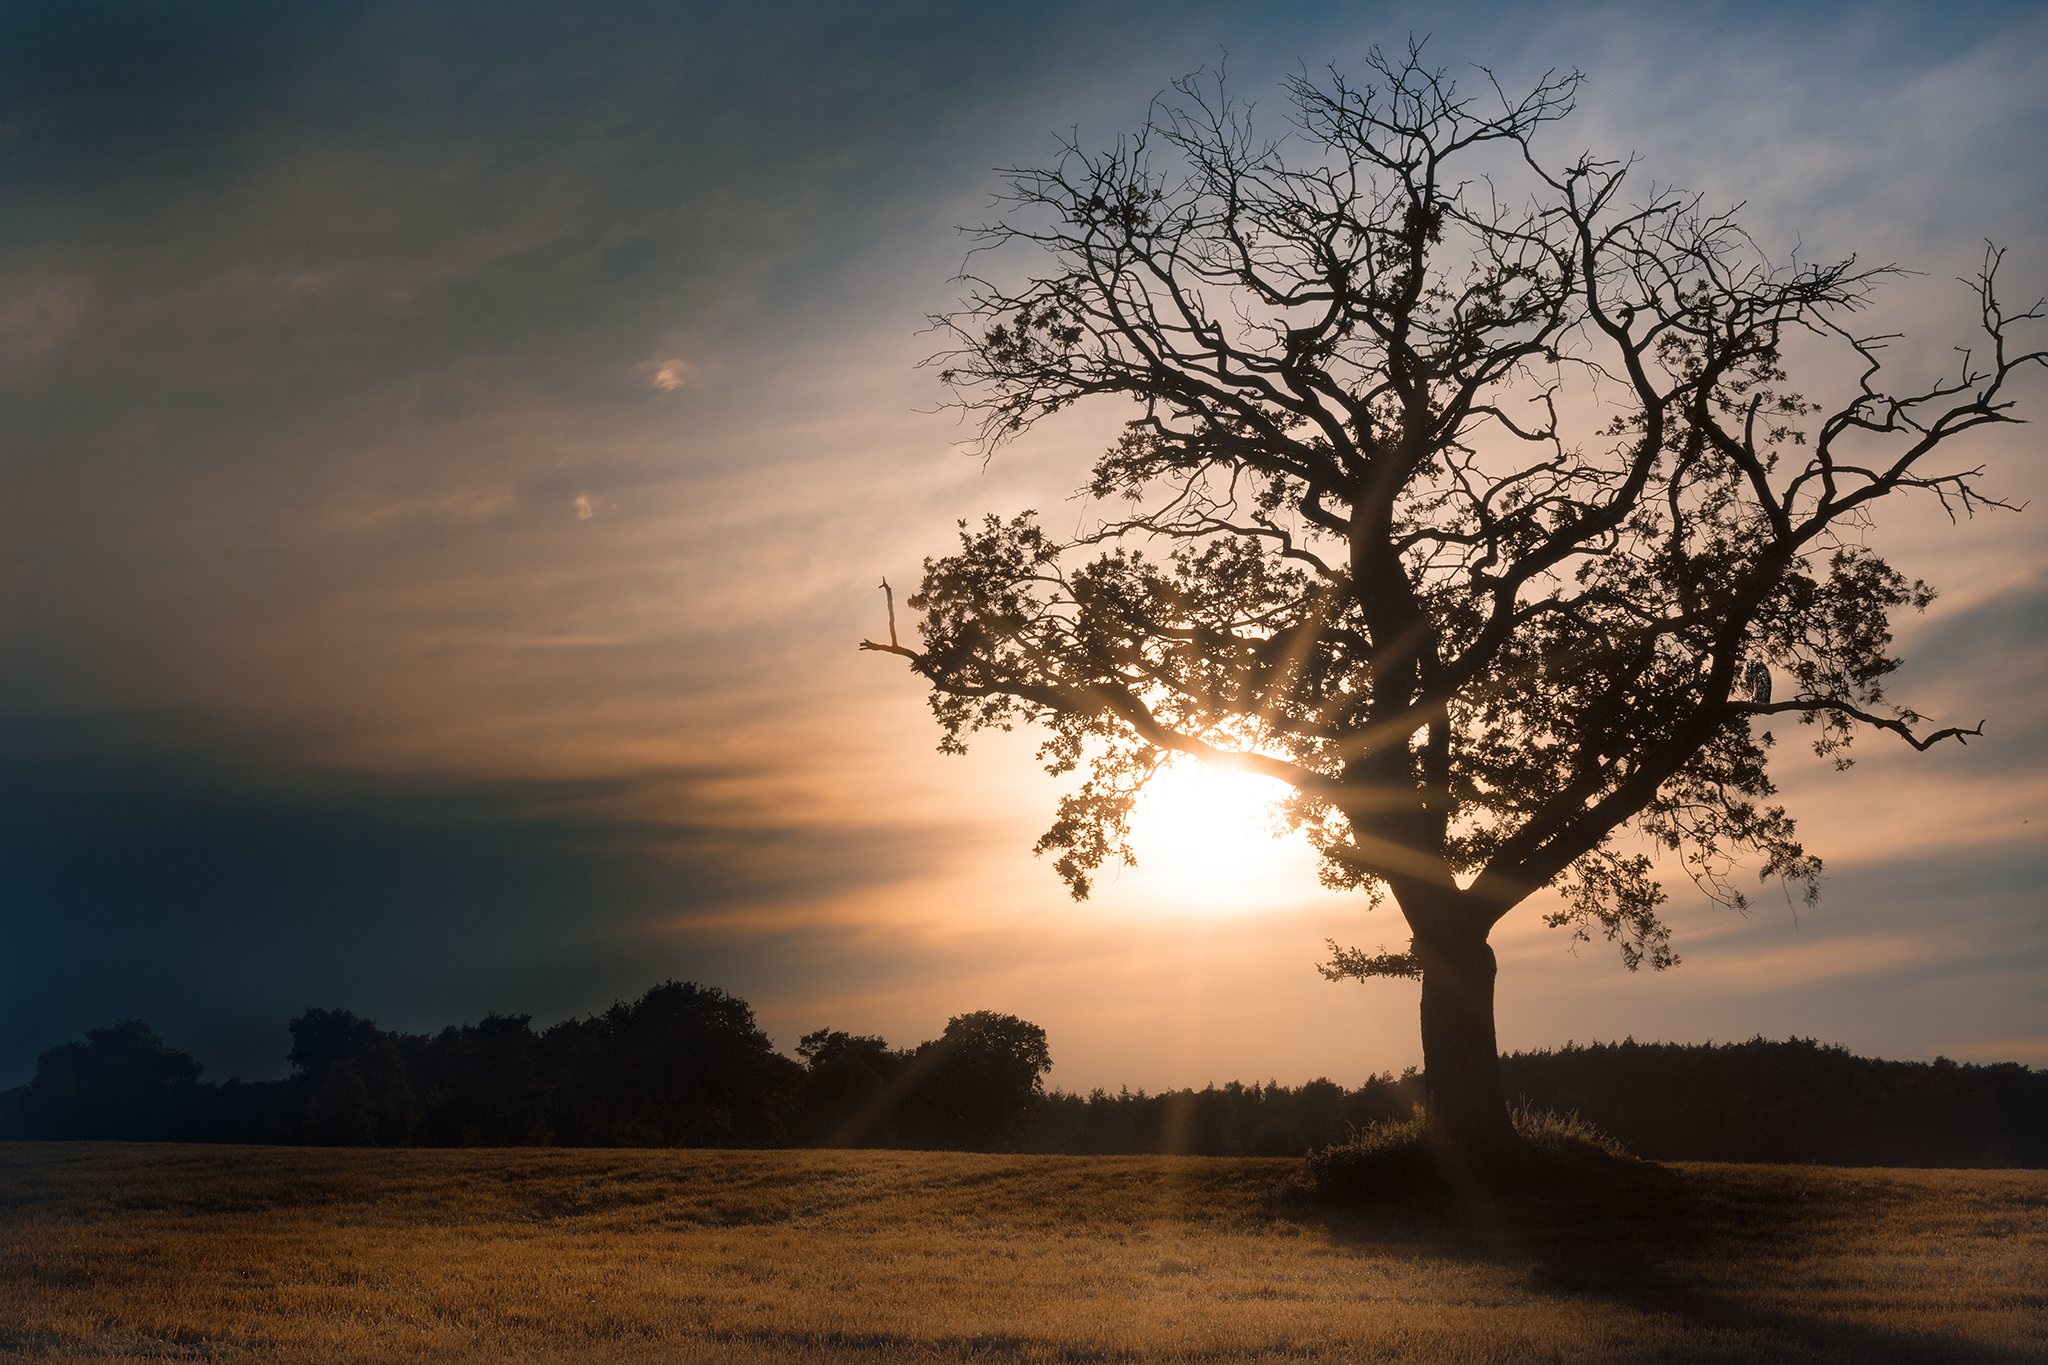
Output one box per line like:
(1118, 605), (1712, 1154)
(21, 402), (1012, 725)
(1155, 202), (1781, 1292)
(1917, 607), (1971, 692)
(1121, 761), (1323, 915)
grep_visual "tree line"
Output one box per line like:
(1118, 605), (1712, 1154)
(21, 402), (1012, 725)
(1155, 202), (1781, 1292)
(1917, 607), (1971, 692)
(1020, 1038), (2046, 1168)
(3, 982), (2041, 1167)
(1498, 1038), (2047, 1169)
(1, 983), (1053, 1153)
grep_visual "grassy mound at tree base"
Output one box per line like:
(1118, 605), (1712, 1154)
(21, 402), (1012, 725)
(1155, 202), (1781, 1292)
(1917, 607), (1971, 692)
(1305, 1105), (1672, 1202)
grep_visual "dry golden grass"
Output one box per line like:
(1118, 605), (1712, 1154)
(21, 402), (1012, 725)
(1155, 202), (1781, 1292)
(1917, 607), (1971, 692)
(1, 1143), (2041, 1363)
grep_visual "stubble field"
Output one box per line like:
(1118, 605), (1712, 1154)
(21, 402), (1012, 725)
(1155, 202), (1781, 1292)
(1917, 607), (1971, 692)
(0, 1144), (2042, 1364)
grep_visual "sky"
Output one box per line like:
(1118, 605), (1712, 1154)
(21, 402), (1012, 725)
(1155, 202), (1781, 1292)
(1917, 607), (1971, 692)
(3, 0), (2044, 1092)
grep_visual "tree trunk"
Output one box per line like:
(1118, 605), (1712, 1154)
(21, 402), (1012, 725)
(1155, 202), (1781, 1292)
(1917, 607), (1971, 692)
(1413, 923), (1520, 1174)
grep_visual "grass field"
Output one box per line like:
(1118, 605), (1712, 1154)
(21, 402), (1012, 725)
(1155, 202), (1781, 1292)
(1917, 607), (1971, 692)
(1, 1144), (2042, 1363)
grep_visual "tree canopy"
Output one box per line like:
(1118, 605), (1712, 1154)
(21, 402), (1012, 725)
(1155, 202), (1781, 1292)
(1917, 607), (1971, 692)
(867, 44), (2042, 1161)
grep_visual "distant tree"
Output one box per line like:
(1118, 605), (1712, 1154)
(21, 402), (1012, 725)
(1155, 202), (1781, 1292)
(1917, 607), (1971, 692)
(559, 981), (801, 1147)
(303, 1059), (376, 1146)
(199, 1076), (293, 1145)
(794, 1030), (906, 1146)
(796, 1029), (902, 1073)
(287, 1007), (386, 1080)
(1142, 1084), (1236, 1154)
(900, 1011), (1053, 1151)
(285, 1007), (411, 1145)
(406, 1014), (545, 1147)
(867, 44), (2043, 1169)
(20, 1019), (203, 1140)
(0, 1084), (29, 1141)
(1293, 1077), (1349, 1150)
(1250, 1117), (1310, 1158)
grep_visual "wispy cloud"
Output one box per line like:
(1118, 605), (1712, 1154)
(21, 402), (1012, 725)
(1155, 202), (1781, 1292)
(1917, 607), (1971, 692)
(642, 358), (694, 391)
(2, 0), (2041, 1090)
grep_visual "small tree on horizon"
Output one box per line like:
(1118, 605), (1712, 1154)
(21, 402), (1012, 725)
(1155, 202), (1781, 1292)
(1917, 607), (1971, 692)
(901, 1011), (1053, 1152)
(863, 45), (2042, 1168)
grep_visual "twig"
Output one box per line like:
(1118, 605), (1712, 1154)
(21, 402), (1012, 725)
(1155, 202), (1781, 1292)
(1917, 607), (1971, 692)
(859, 578), (919, 658)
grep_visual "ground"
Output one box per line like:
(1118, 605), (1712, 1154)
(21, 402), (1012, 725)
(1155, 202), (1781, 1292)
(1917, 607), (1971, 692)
(1, 1144), (2042, 1362)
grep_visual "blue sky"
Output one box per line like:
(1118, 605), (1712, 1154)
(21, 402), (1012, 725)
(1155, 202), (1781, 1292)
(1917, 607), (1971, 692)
(3, 0), (2043, 1089)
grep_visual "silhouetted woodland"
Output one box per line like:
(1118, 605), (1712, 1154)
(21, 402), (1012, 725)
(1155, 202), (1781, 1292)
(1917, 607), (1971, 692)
(0, 985), (1052, 1154)
(1498, 1038), (2046, 1169)
(3, 985), (2040, 1167)
(1024, 1039), (2045, 1168)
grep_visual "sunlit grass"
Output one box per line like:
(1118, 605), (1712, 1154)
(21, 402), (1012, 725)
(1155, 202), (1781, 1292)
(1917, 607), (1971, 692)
(1, 1144), (2042, 1362)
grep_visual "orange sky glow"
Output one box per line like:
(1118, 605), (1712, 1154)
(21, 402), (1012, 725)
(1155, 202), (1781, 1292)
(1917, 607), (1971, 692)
(2, 0), (2042, 1089)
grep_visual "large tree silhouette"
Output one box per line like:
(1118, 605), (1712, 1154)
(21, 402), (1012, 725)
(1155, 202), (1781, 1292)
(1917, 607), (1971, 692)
(865, 46), (2042, 1165)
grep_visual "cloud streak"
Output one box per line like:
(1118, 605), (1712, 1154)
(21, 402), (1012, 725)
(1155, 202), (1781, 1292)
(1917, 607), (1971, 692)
(2, 0), (2041, 1090)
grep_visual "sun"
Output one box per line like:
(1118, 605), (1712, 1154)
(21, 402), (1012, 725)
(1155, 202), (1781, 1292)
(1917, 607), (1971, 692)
(1122, 760), (1318, 913)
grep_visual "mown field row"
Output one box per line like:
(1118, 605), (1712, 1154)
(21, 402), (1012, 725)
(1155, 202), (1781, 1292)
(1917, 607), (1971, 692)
(1, 1144), (2043, 1363)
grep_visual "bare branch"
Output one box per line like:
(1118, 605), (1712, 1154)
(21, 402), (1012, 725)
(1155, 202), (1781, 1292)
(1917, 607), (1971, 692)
(858, 578), (920, 659)
(879, 48), (2031, 1011)
(1736, 698), (1985, 752)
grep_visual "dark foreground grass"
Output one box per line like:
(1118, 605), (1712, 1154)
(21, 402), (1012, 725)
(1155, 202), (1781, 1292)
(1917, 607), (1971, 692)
(0, 1143), (2041, 1363)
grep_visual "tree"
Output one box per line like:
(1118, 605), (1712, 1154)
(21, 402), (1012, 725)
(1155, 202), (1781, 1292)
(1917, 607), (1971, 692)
(557, 981), (802, 1147)
(406, 1014), (547, 1147)
(864, 45), (2043, 1168)
(287, 1007), (412, 1145)
(900, 1011), (1053, 1151)
(22, 1019), (203, 1140)
(287, 1007), (387, 1082)
(793, 1029), (903, 1146)
(303, 1059), (377, 1146)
